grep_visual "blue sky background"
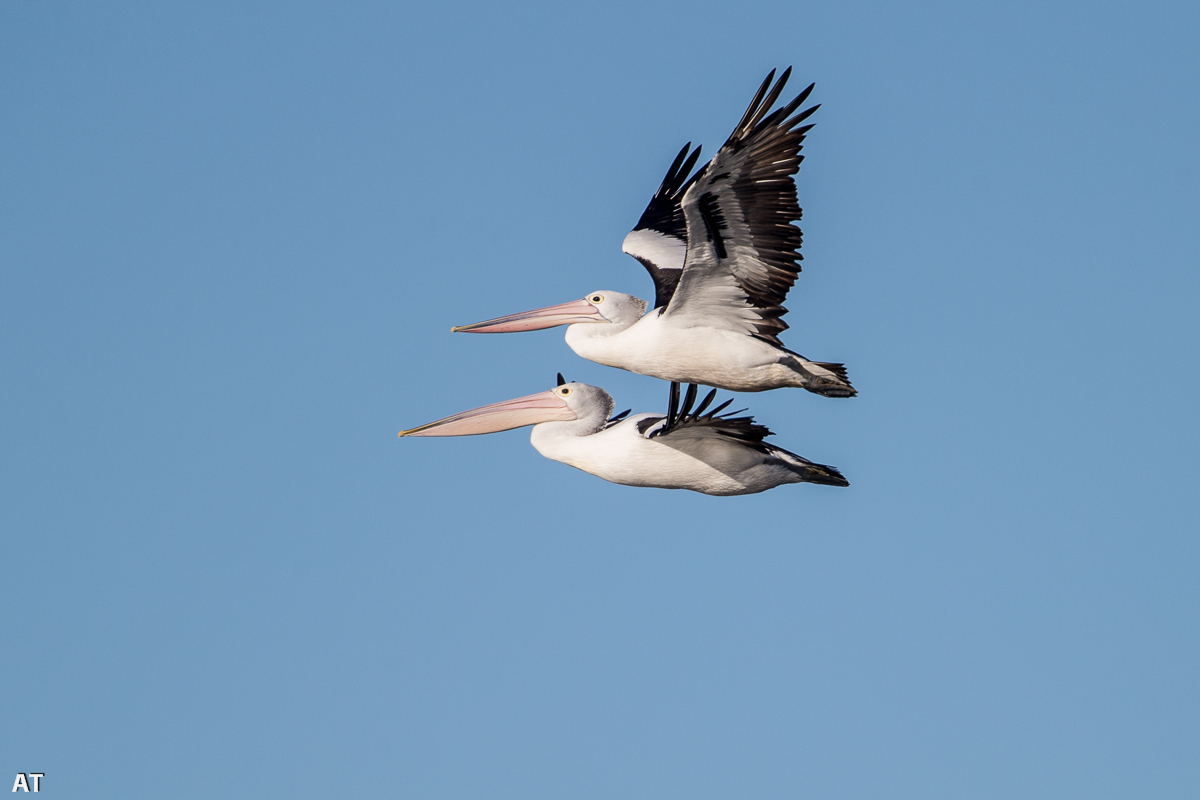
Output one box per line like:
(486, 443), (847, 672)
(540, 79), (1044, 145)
(3, 1), (1198, 797)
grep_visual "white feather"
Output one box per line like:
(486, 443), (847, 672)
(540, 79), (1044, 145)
(621, 229), (686, 272)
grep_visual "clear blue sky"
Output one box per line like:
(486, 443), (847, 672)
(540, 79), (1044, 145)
(3, 1), (1198, 797)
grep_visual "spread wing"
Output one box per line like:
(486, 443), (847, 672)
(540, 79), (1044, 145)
(663, 68), (818, 347)
(621, 142), (703, 309)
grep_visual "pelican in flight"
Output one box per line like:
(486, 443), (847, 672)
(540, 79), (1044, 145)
(452, 68), (855, 398)
(399, 375), (848, 496)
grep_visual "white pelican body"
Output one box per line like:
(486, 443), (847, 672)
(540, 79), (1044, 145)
(530, 411), (820, 496)
(400, 378), (848, 496)
(453, 69), (855, 398)
(563, 305), (845, 394)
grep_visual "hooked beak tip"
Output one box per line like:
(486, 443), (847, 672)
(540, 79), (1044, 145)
(450, 325), (464, 333)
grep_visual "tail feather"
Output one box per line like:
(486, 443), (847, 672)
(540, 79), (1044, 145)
(813, 361), (849, 383)
(784, 356), (857, 398)
(810, 362), (856, 398)
(774, 450), (850, 486)
(795, 460), (849, 487)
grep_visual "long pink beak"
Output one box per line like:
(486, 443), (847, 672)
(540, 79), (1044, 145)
(398, 390), (578, 437)
(450, 298), (604, 333)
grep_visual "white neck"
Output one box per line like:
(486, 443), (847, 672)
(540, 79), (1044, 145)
(565, 307), (665, 371)
(529, 414), (605, 463)
(564, 309), (644, 342)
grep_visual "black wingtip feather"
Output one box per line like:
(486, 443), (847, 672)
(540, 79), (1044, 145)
(751, 71), (789, 133)
(734, 70), (777, 136)
(708, 398), (734, 417)
(795, 81), (814, 106)
(793, 103), (819, 125)
(693, 388), (718, 417)
(665, 143), (692, 183)
(680, 383), (698, 417)
(648, 142), (703, 204)
(680, 145), (702, 184)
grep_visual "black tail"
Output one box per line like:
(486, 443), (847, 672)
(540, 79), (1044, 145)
(793, 460), (850, 487)
(809, 362), (856, 398)
(813, 361), (849, 383)
(771, 447), (850, 487)
(786, 357), (857, 398)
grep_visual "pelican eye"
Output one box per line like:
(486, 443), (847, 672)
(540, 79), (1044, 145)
(589, 294), (604, 304)
(558, 386), (572, 396)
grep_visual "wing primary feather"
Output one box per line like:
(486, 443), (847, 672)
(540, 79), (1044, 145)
(649, 142), (703, 206)
(740, 67), (792, 139)
(660, 143), (692, 191)
(708, 398), (734, 417)
(679, 145), (702, 184)
(666, 381), (680, 430)
(792, 81), (814, 109)
(790, 102), (819, 127)
(680, 383), (698, 418)
(732, 69), (777, 136)
(752, 67), (791, 129)
(770, 84), (816, 125)
(648, 140), (696, 199)
(556, 373), (566, 386)
(693, 388), (718, 417)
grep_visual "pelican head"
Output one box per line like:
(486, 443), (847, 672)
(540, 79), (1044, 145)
(451, 291), (647, 334)
(399, 376), (613, 438)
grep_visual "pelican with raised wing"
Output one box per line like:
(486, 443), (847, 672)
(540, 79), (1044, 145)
(399, 375), (848, 496)
(452, 69), (855, 397)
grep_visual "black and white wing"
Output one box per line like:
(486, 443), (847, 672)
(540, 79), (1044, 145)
(635, 383), (848, 486)
(622, 142), (704, 309)
(664, 68), (818, 347)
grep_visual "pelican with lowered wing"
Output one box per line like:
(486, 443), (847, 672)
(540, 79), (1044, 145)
(453, 68), (856, 397)
(399, 375), (848, 496)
